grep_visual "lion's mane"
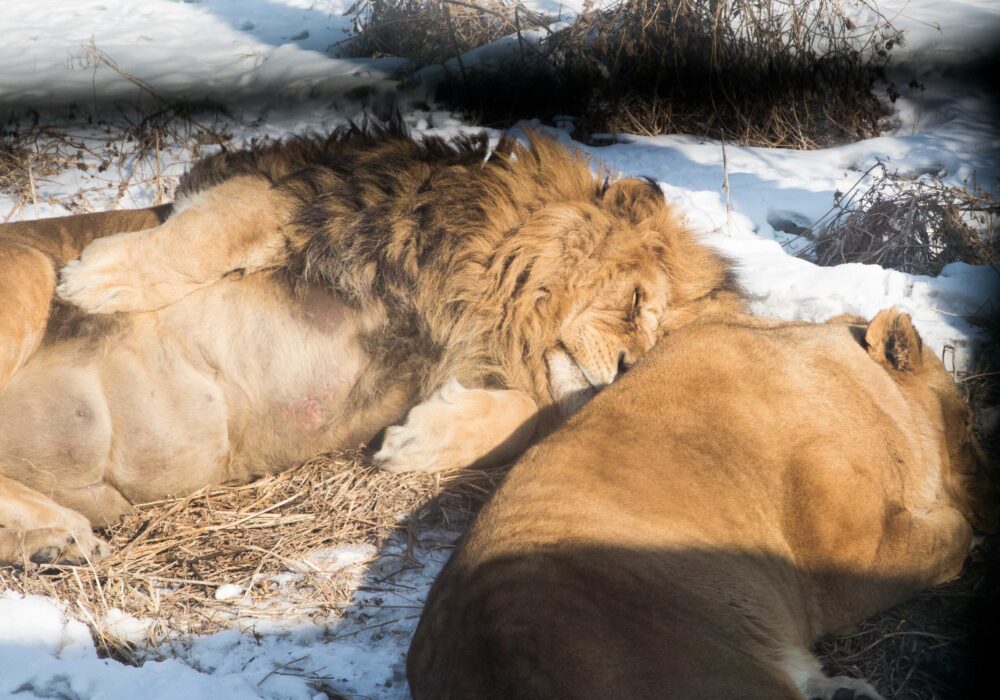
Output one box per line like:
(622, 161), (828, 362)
(177, 121), (739, 410)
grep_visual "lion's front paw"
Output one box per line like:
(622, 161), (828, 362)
(806, 675), (883, 700)
(373, 423), (447, 474)
(372, 380), (538, 474)
(58, 236), (143, 313)
(23, 526), (111, 566)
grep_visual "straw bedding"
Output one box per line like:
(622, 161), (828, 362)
(0, 451), (502, 660)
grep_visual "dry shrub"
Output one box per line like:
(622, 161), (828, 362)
(366, 0), (903, 146)
(554, 0), (900, 146)
(0, 452), (502, 659)
(1, 115), (72, 218)
(800, 164), (999, 275)
(343, 0), (550, 66)
(1, 44), (238, 220)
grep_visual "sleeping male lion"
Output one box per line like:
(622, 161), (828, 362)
(408, 310), (997, 700)
(0, 124), (742, 565)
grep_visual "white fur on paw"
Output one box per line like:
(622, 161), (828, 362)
(372, 380), (470, 474)
(372, 380), (537, 474)
(805, 675), (884, 700)
(373, 423), (443, 474)
(57, 238), (141, 313)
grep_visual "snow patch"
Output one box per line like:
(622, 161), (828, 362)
(213, 584), (245, 602)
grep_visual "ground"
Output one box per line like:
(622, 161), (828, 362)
(0, 1), (997, 698)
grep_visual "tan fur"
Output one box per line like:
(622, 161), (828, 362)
(0, 474), (109, 565)
(0, 243), (53, 391)
(408, 310), (996, 700)
(58, 180), (291, 313)
(375, 380), (540, 474)
(0, 127), (741, 564)
(0, 205), (172, 262)
(0, 206), (170, 390)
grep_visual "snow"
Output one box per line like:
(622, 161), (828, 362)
(0, 532), (454, 699)
(0, 1), (393, 107)
(0, 0), (997, 698)
(213, 583), (246, 602)
(0, 591), (94, 658)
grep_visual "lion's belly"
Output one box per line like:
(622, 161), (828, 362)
(99, 341), (231, 503)
(143, 273), (370, 485)
(6, 274), (369, 512)
(224, 350), (368, 481)
(1, 273), (370, 516)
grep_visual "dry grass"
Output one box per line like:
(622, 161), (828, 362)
(0, 110), (227, 221)
(1, 67), (233, 223)
(550, 0), (899, 146)
(0, 452), (502, 661)
(346, 1), (902, 147)
(799, 164), (999, 275)
(1, 118), (77, 220)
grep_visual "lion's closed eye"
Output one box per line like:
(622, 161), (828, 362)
(629, 287), (642, 321)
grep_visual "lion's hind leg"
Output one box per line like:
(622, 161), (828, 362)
(0, 242), (55, 391)
(0, 474), (110, 566)
(373, 380), (539, 473)
(58, 176), (292, 313)
(0, 206), (173, 390)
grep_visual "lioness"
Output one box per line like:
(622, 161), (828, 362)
(408, 310), (996, 700)
(0, 124), (742, 565)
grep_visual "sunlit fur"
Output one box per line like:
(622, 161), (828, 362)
(408, 310), (997, 700)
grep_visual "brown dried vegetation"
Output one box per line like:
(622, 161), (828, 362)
(347, 0), (902, 147)
(343, 0), (551, 66)
(0, 452), (501, 660)
(800, 164), (999, 275)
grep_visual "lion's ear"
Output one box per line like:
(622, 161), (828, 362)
(602, 178), (664, 223)
(865, 308), (924, 371)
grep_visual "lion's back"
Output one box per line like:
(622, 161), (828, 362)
(407, 314), (979, 699)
